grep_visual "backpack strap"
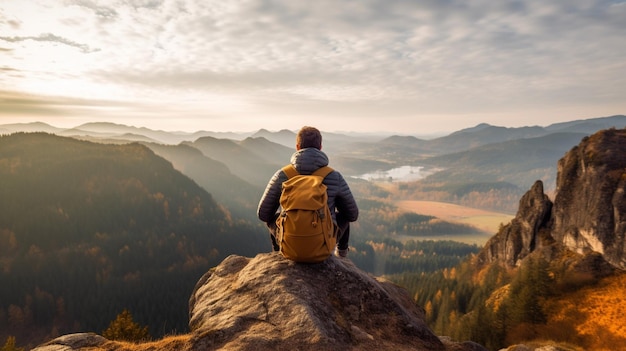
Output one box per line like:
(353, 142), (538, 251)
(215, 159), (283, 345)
(313, 166), (334, 178)
(281, 165), (334, 179)
(281, 164), (299, 179)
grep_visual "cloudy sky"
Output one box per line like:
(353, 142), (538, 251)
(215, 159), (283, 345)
(1, 0), (625, 135)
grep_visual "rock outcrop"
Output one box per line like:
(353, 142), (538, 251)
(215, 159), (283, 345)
(31, 333), (108, 351)
(188, 252), (486, 351)
(34, 252), (487, 351)
(478, 128), (626, 271)
(478, 180), (553, 266)
(551, 128), (626, 269)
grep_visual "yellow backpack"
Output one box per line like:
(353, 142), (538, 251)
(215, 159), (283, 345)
(276, 165), (336, 263)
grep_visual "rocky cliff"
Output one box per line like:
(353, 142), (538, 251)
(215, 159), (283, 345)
(477, 128), (626, 271)
(33, 253), (486, 351)
(478, 180), (554, 267)
(552, 128), (626, 269)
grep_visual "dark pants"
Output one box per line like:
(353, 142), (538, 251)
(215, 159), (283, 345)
(268, 213), (351, 252)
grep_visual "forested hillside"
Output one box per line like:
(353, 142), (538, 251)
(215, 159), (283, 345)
(0, 133), (267, 348)
(391, 253), (626, 351)
(143, 142), (261, 221)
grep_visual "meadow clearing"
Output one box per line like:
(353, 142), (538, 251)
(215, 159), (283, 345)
(394, 200), (514, 245)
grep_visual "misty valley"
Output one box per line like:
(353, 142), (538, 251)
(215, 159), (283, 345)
(353, 165), (442, 182)
(1, 115), (626, 351)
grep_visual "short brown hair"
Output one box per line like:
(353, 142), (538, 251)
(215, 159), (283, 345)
(296, 126), (322, 149)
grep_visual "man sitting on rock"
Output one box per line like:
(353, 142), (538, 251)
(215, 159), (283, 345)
(257, 126), (359, 258)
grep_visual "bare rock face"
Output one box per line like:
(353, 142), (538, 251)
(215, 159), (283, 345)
(552, 128), (626, 269)
(477, 180), (553, 266)
(188, 252), (486, 351)
(477, 128), (626, 271)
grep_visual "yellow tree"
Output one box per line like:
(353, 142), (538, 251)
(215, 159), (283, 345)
(102, 309), (149, 342)
(1, 336), (24, 351)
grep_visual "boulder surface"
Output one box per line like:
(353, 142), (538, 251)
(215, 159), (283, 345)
(188, 252), (485, 351)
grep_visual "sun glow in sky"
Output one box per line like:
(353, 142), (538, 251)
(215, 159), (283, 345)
(1, 0), (625, 135)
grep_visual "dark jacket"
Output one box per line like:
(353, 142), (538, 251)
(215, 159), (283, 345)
(257, 147), (359, 225)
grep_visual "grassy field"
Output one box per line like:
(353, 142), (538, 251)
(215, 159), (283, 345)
(395, 200), (514, 239)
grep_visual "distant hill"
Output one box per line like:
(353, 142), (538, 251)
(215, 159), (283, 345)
(239, 136), (294, 164)
(340, 115), (626, 163)
(143, 142), (262, 221)
(185, 136), (291, 189)
(422, 132), (589, 191)
(0, 121), (254, 145)
(71, 122), (249, 144)
(0, 121), (63, 134)
(545, 114), (626, 133)
(434, 114), (625, 154)
(247, 128), (385, 156)
(434, 125), (548, 152)
(251, 128), (297, 147)
(0, 133), (266, 347)
(380, 135), (426, 144)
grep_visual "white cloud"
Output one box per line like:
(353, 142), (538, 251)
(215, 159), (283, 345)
(0, 0), (624, 133)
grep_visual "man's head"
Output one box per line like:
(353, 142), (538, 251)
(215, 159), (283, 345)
(296, 126), (322, 150)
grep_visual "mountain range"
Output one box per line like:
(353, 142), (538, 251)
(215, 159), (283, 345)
(2, 115), (625, 210)
(3, 115), (623, 149)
